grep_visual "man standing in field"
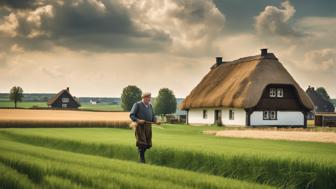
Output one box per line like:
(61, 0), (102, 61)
(130, 92), (159, 163)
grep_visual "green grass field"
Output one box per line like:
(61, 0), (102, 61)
(0, 101), (123, 111)
(79, 103), (123, 111)
(0, 101), (48, 108)
(1, 125), (335, 189)
(0, 135), (271, 189)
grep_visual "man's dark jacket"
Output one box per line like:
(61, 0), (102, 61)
(130, 101), (156, 149)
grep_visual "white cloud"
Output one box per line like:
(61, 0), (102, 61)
(302, 48), (336, 71)
(0, 4), (54, 38)
(122, 0), (225, 55)
(0, 0), (225, 55)
(254, 1), (302, 37)
(0, 13), (19, 37)
(88, 0), (106, 12)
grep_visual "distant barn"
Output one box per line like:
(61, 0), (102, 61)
(47, 87), (80, 109)
(306, 86), (335, 113)
(306, 86), (336, 126)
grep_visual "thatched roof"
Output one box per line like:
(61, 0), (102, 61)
(47, 88), (80, 106)
(180, 51), (314, 110)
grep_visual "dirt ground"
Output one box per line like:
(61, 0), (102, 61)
(205, 129), (336, 143)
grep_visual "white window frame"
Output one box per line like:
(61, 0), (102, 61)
(203, 110), (207, 119)
(270, 111), (277, 120)
(269, 88), (276, 97)
(263, 111), (269, 120)
(62, 103), (67, 108)
(229, 109), (234, 120)
(263, 111), (277, 120)
(277, 88), (284, 98)
(62, 97), (69, 103)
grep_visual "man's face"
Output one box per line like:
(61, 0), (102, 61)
(143, 96), (151, 104)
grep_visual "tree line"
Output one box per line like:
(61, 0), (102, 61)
(7, 85), (178, 116)
(121, 85), (177, 116)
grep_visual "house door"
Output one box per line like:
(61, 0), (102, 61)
(214, 110), (222, 126)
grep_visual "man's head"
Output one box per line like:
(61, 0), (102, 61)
(142, 92), (151, 105)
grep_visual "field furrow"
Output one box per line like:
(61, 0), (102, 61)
(0, 137), (273, 189)
(1, 129), (335, 189)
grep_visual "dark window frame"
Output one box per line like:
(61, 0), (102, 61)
(263, 110), (277, 120)
(229, 109), (234, 120)
(203, 110), (207, 119)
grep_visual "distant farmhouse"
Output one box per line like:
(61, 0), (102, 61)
(306, 86), (335, 113)
(306, 86), (336, 126)
(180, 49), (314, 127)
(90, 99), (100, 104)
(47, 87), (81, 109)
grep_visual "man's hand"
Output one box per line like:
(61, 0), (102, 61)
(155, 121), (161, 125)
(137, 119), (145, 124)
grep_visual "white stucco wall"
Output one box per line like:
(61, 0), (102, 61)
(188, 108), (215, 125)
(250, 111), (304, 126)
(188, 108), (246, 126)
(221, 108), (246, 126)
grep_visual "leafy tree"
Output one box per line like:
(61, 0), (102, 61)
(316, 87), (330, 100)
(121, 85), (142, 111)
(9, 86), (24, 108)
(154, 88), (176, 116)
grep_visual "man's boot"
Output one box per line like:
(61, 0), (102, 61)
(138, 148), (146, 163)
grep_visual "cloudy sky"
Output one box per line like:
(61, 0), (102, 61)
(0, 0), (335, 98)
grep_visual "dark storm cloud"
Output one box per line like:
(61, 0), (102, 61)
(0, 0), (44, 9)
(0, 0), (172, 52)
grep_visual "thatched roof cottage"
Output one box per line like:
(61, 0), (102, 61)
(180, 49), (314, 127)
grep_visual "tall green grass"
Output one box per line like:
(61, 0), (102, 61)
(1, 130), (335, 189)
(0, 138), (272, 189)
(0, 163), (36, 189)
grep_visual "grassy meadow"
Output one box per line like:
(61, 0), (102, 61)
(1, 125), (336, 189)
(0, 101), (48, 108)
(0, 134), (271, 189)
(79, 103), (123, 111)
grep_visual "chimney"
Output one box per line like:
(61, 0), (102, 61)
(66, 87), (69, 92)
(216, 57), (222, 65)
(261, 48), (268, 56)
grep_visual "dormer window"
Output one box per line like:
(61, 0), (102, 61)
(277, 88), (284, 98)
(62, 98), (69, 103)
(269, 88), (284, 98)
(269, 88), (276, 97)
